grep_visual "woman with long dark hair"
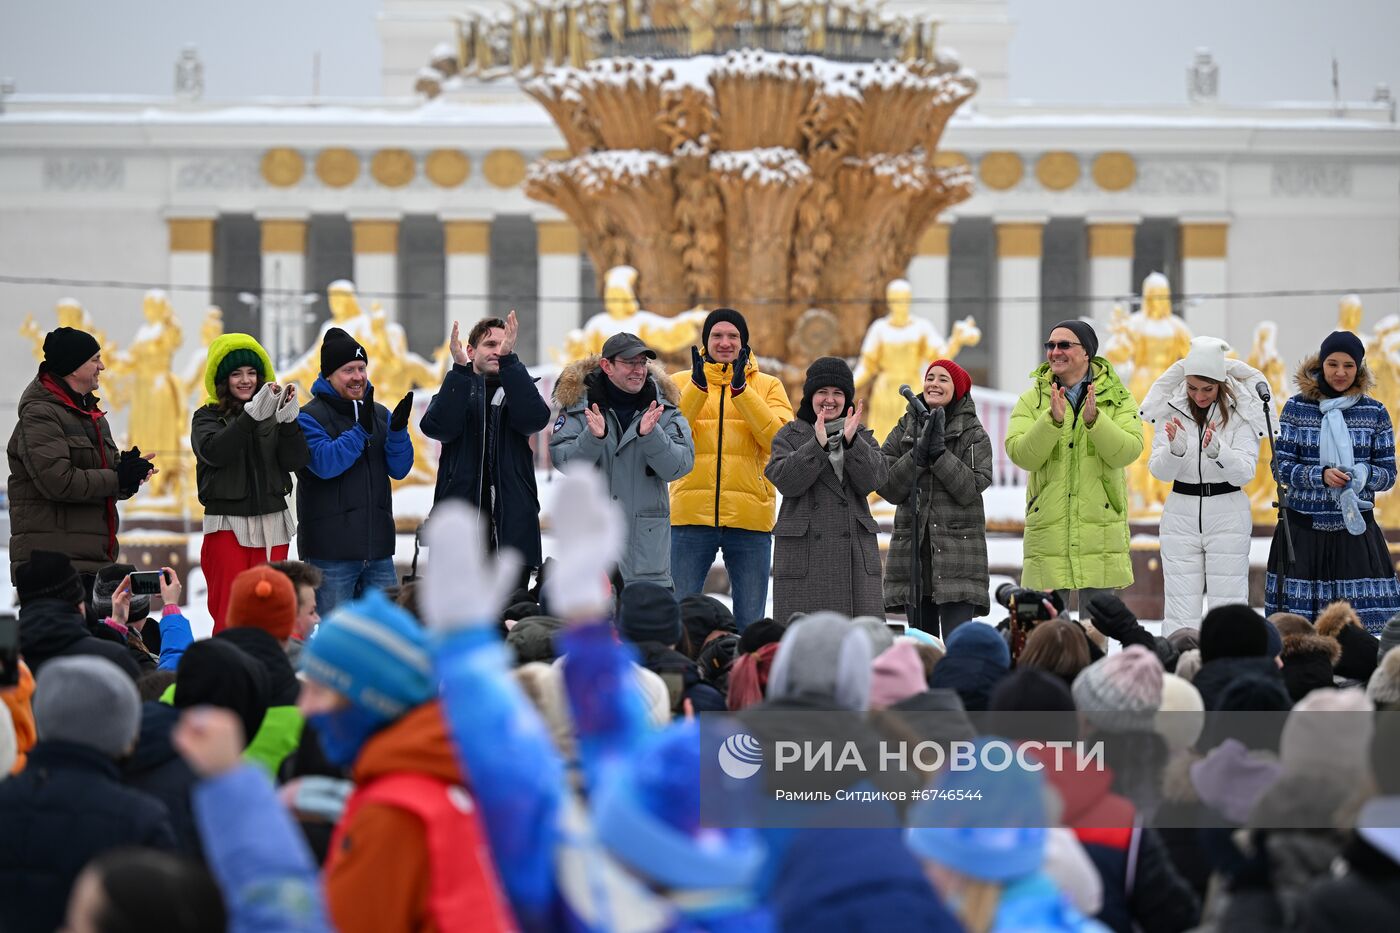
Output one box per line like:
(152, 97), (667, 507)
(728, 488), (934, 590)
(1265, 330), (1400, 633)
(191, 335), (307, 631)
(1140, 337), (1267, 634)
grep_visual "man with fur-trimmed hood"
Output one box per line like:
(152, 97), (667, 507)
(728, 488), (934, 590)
(550, 332), (695, 588)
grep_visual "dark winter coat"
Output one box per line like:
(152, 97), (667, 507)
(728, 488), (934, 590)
(877, 395), (993, 612)
(7, 373), (127, 579)
(1193, 655), (1287, 711)
(1299, 833), (1400, 932)
(191, 405), (309, 516)
(765, 419), (888, 623)
(124, 700), (202, 856)
(1279, 632), (1341, 702)
(296, 377), (414, 562)
(1315, 604), (1379, 683)
(18, 597), (140, 679)
(631, 641), (726, 715)
(549, 358), (694, 586)
(0, 741), (176, 933)
(421, 356), (550, 567)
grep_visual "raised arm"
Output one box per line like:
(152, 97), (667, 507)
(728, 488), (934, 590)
(764, 424), (829, 497)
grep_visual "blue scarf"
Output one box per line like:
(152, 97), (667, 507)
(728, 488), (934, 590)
(1318, 394), (1370, 535)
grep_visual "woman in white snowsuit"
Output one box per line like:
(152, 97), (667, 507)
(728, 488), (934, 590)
(1140, 337), (1268, 634)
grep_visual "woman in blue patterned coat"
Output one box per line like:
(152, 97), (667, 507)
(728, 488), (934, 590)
(1265, 330), (1400, 633)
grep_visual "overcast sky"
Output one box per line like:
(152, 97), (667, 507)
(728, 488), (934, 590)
(1, 0), (1396, 105)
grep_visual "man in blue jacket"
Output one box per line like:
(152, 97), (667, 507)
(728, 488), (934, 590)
(296, 327), (413, 616)
(421, 310), (550, 587)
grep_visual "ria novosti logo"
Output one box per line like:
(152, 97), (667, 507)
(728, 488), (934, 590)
(718, 732), (764, 779)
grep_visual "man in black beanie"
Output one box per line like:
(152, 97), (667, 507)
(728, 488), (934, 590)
(295, 326), (416, 616)
(14, 550), (140, 679)
(669, 308), (794, 630)
(1005, 318), (1143, 614)
(7, 327), (155, 584)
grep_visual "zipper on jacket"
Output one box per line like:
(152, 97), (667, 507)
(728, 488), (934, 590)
(714, 372), (726, 527)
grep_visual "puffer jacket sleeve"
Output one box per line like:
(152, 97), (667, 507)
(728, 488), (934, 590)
(730, 373), (794, 451)
(15, 404), (120, 503)
(1364, 401), (1396, 493)
(842, 428), (888, 496)
(638, 408), (694, 481)
(765, 423), (829, 497)
(1086, 391), (1145, 469)
(1148, 421), (1192, 483)
(275, 421), (310, 474)
(931, 422), (993, 507)
(1129, 827), (1202, 933)
(876, 417), (917, 505)
(1005, 387), (1063, 473)
(1203, 416), (1262, 486)
(1275, 398), (1326, 491)
(191, 407), (253, 467)
(549, 406), (607, 468)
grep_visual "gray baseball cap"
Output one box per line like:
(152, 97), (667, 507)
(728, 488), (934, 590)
(601, 332), (656, 360)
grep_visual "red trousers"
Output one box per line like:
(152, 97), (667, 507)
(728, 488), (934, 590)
(201, 530), (289, 634)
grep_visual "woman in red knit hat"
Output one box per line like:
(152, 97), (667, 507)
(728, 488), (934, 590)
(876, 359), (993, 637)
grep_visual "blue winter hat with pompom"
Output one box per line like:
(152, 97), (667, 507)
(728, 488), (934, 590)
(299, 589), (434, 722)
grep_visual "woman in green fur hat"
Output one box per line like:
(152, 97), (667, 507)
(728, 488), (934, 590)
(191, 334), (309, 630)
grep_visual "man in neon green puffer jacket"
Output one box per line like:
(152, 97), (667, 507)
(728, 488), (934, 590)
(1006, 321), (1144, 605)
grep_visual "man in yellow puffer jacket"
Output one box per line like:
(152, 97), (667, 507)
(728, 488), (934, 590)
(670, 309), (794, 630)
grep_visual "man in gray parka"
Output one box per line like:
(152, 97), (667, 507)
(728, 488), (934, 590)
(550, 332), (695, 588)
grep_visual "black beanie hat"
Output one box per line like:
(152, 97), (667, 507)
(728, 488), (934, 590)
(16, 550), (87, 608)
(174, 639), (270, 748)
(797, 357), (856, 423)
(1319, 330), (1365, 365)
(39, 327), (101, 377)
(738, 619), (786, 655)
(1200, 604), (1270, 663)
(1049, 319), (1099, 361)
(679, 594), (737, 656)
(320, 327), (368, 377)
(702, 308), (749, 349)
(618, 582), (683, 646)
(92, 563), (150, 621)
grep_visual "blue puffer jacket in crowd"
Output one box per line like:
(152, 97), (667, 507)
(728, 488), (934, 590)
(0, 741), (177, 933)
(436, 621), (772, 933)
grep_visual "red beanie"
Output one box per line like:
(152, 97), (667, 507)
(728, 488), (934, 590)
(926, 359), (972, 402)
(226, 565), (298, 641)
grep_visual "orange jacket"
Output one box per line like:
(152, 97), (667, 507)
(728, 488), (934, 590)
(325, 701), (514, 933)
(2, 661), (35, 774)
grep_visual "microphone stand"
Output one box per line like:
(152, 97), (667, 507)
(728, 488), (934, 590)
(903, 397), (930, 634)
(1261, 390), (1295, 603)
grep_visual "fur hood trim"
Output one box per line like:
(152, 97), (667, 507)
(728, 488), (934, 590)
(1282, 632), (1342, 667)
(552, 354), (680, 409)
(1294, 353), (1373, 401)
(1316, 601), (1364, 639)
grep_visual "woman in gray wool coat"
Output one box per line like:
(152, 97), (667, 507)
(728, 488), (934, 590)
(877, 359), (992, 639)
(765, 357), (889, 624)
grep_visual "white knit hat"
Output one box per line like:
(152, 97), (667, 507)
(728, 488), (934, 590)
(1183, 336), (1228, 382)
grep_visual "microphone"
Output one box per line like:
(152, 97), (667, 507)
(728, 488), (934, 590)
(899, 384), (930, 416)
(1255, 381), (1272, 402)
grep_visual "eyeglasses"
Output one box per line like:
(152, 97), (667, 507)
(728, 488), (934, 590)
(1044, 341), (1083, 352)
(609, 356), (651, 370)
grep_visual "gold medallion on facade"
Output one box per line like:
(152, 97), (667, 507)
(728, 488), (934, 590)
(260, 148), (305, 187)
(483, 149), (528, 188)
(315, 148), (361, 188)
(1035, 151), (1080, 191)
(1092, 152), (1136, 191)
(979, 151), (1024, 190)
(425, 149), (471, 187)
(932, 150), (970, 171)
(542, 148), (572, 162)
(371, 149), (416, 188)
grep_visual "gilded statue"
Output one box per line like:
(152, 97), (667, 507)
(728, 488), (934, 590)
(560, 265), (705, 363)
(106, 290), (186, 505)
(1243, 322), (1286, 524)
(21, 298), (111, 363)
(1107, 273), (1195, 518)
(853, 279), (980, 442)
(363, 306), (441, 488)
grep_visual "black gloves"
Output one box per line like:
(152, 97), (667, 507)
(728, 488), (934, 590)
(390, 391), (414, 432)
(356, 387), (377, 434)
(925, 407), (946, 460)
(690, 346), (707, 390)
(730, 347), (750, 394)
(116, 447), (153, 495)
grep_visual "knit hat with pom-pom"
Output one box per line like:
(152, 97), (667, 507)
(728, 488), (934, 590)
(226, 565), (298, 641)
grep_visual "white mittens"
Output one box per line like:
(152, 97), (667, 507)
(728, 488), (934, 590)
(543, 465), (625, 621)
(275, 387), (300, 424)
(244, 383), (280, 421)
(422, 500), (523, 631)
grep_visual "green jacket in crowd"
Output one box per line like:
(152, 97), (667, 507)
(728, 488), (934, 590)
(1005, 357), (1143, 591)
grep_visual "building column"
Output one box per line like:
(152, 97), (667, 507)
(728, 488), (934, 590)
(167, 214), (214, 314)
(442, 217), (490, 344)
(258, 215), (308, 366)
(537, 219), (581, 366)
(995, 217), (1045, 391)
(907, 221), (950, 336)
(350, 215), (400, 316)
(1181, 218), (1229, 338)
(1086, 216), (1137, 329)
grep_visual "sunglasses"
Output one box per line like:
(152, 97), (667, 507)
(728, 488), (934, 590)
(1044, 340), (1083, 352)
